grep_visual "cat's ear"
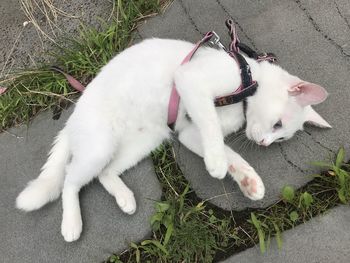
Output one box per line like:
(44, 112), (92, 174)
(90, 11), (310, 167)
(304, 106), (332, 128)
(287, 79), (328, 107)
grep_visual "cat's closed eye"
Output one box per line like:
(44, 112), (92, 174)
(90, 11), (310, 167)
(273, 120), (282, 129)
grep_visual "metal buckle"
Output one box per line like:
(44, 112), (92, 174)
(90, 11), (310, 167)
(258, 52), (268, 59)
(209, 31), (226, 51)
(257, 52), (277, 63)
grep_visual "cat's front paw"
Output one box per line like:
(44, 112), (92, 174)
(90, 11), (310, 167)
(116, 189), (137, 215)
(204, 152), (228, 179)
(229, 164), (265, 200)
(61, 213), (83, 242)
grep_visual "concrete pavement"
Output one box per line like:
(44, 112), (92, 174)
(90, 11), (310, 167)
(1, 0), (350, 262)
(138, 0), (350, 211)
(0, 109), (162, 262)
(223, 205), (350, 263)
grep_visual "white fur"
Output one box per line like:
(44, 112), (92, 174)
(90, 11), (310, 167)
(16, 38), (330, 241)
(16, 129), (69, 211)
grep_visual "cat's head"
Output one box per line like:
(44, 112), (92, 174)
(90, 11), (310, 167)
(245, 61), (331, 146)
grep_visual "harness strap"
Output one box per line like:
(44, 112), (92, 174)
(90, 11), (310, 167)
(238, 42), (277, 63)
(212, 19), (258, 108)
(226, 19), (240, 53)
(225, 19), (277, 62)
(166, 19), (277, 129)
(167, 32), (214, 129)
(214, 81), (258, 107)
(230, 52), (253, 90)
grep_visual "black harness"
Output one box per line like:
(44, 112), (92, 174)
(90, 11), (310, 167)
(166, 19), (277, 129)
(212, 19), (277, 117)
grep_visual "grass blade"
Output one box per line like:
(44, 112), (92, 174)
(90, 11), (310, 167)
(336, 147), (345, 168)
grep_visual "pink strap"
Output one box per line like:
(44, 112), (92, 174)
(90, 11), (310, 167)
(226, 19), (240, 53)
(1, 68), (85, 97)
(51, 66), (85, 92)
(0, 87), (8, 95)
(167, 32), (213, 128)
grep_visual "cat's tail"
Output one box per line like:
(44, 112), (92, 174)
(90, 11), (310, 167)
(16, 128), (70, 211)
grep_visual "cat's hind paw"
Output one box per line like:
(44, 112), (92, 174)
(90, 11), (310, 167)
(61, 214), (83, 242)
(116, 190), (137, 215)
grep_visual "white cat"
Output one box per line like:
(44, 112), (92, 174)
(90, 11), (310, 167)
(16, 38), (331, 242)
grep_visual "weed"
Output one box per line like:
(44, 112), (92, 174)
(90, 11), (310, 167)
(107, 145), (349, 262)
(108, 144), (233, 263)
(243, 147), (350, 254)
(20, 0), (76, 45)
(0, 69), (72, 129)
(312, 147), (350, 203)
(0, 0), (163, 131)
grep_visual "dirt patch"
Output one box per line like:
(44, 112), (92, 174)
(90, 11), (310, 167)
(0, 0), (112, 74)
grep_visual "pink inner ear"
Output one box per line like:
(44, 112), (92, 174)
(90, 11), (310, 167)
(288, 82), (328, 107)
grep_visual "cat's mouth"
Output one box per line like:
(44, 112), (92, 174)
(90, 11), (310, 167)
(257, 137), (286, 146)
(257, 139), (271, 147)
(257, 136), (286, 146)
(274, 137), (286, 143)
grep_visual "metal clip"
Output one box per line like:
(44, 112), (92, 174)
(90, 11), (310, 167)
(209, 31), (226, 51)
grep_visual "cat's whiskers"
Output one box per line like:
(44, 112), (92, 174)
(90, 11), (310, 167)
(226, 135), (246, 145)
(225, 130), (246, 144)
(238, 138), (252, 153)
(248, 139), (256, 151)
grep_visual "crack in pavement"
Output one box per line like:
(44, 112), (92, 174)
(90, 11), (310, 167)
(294, 0), (350, 60)
(278, 143), (305, 173)
(178, 0), (204, 36)
(303, 130), (336, 154)
(215, 0), (259, 51)
(333, 0), (350, 31)
(296, 134), (315, 153)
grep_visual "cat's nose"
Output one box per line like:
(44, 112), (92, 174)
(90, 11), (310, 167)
(258, 139), (268, 146)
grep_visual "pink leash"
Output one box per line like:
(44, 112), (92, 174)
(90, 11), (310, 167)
(0, 68), (85, 97)
(167, 32), (214, 129)
(0, 87), (7, 95)
(50, 66), (85, 92)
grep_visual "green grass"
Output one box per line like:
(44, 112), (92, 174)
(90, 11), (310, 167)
(106, 145), (350, 263)
(245, 147), (350, 255)
(0, 0), (163, 131)
(108, 144), (235, 263)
